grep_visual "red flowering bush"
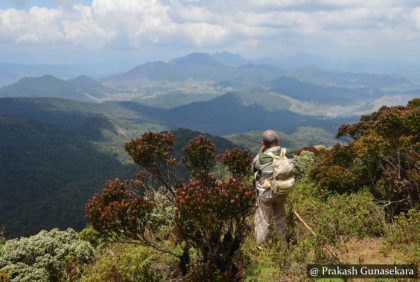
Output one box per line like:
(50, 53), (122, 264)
(85, 179), (154, 240)
(85, 132), (254, 280)
(183, 135), (216, 180)
(217, 148), (253, 179)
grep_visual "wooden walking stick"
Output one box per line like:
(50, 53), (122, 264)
(293, 209), (316, 236)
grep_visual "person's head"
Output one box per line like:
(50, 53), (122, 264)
(262, 130), (279, 148)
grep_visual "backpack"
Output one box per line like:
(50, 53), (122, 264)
(262, 148), (295, 195)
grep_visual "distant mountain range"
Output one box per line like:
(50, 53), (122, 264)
(103, 52), (284, 89)
(287, 65), (412, 89)
(1, 52), (417, 118)
(0, 75), (115, 102)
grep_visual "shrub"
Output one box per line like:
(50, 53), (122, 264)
(293, 151), (317, 181)
(80, 243), (168, 282)
(85, 132), (254, 280)
(382, 208), (420, 263)
(0, 228), (94, 282)
(289, 183), (384, 241)
(311, 99), (420, 216)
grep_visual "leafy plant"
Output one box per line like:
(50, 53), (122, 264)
(382, 208), (420, 264)
(311, 99), (420, 216)
(81, 243), (167, 282)
(85, 132), (254, 280)
(0, 228), (94, 282)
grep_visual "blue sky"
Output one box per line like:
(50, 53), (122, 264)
(0, 1), (92, 9)
(0, 0), (419, 66)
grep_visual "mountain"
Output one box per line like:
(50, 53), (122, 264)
(103, 52), (284, 89)
(0, 62), (140, 86)
(170, 52), (223, 66)
(3, 53), (409, 115)
(68, 75), (115, 98)
(154, 92), (356, 135)
(212, 52), (250, 66)
(0, 114), (134, 238)
(269, 76), (385, 105)
(256, 52), (328, 69)
(0, 75), (114, 102)
(288, 65), (413, 89)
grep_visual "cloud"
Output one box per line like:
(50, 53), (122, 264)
(412, 7), (420, 30)
(0, 0), (418, 54)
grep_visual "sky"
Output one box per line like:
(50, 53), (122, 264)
(0, 0), (419, 65)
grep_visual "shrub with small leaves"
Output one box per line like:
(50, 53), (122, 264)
(217, 148), (253, 179)
(382, 208), (419, 263)
(85, 132), (255, 280)
(0, 228), (94, 282)
(293, 150), (317, 181)
(311, 99), (420, 215)
(85, 179), (155, 241)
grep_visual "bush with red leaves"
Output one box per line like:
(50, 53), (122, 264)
(217, 148), (253, 179)
(85, 132), (255, 280)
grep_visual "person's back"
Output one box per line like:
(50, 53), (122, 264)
(252, 130), (293, 249)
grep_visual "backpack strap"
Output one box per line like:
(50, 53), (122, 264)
(280, 148), (287, 158)
(266, 151), (279, 159)
(266, 148), (287, 159)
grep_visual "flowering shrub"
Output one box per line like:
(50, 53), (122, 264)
(0, 228), (94, 282)
(85, 132), (254, 280)
(217, 148), (253, 179)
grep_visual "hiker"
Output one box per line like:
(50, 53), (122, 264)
(252, 130), (295, 249)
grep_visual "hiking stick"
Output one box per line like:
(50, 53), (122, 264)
(292, 209), (316, 236)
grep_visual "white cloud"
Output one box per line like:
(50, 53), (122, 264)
(0, 0), (418, 54)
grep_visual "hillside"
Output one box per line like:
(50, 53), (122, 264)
(160, 92), (355, 135)
(0, 75), (115, 102)
(269, 76), (384, 105)
(288, 65), (413, 89)
(0, 96), (358, 237)
(0, 98), (245, 237)
(225, 127), (338, 154)
(0, 115), (134, 238)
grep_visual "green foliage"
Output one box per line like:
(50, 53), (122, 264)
(241, 178), (386, 281)
(0, 228), (94, 282)
(80, 243), (167, 282)
(0, 97), (240, 238)
(311, 99), (420, 215)
(225, 127), (337, 154)
(0, 233), (4, 259)
(293, 151), (317, 181)
(382, 208), (420, 263)
(290, 183), (384, 241)
(181, 262), (227, 282)
(78, 226), (105, 249)
(0, 114), (135, 238)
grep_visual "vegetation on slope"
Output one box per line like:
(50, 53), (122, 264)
(0, 98), (241, 238)
(225, 127), (338, 154)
